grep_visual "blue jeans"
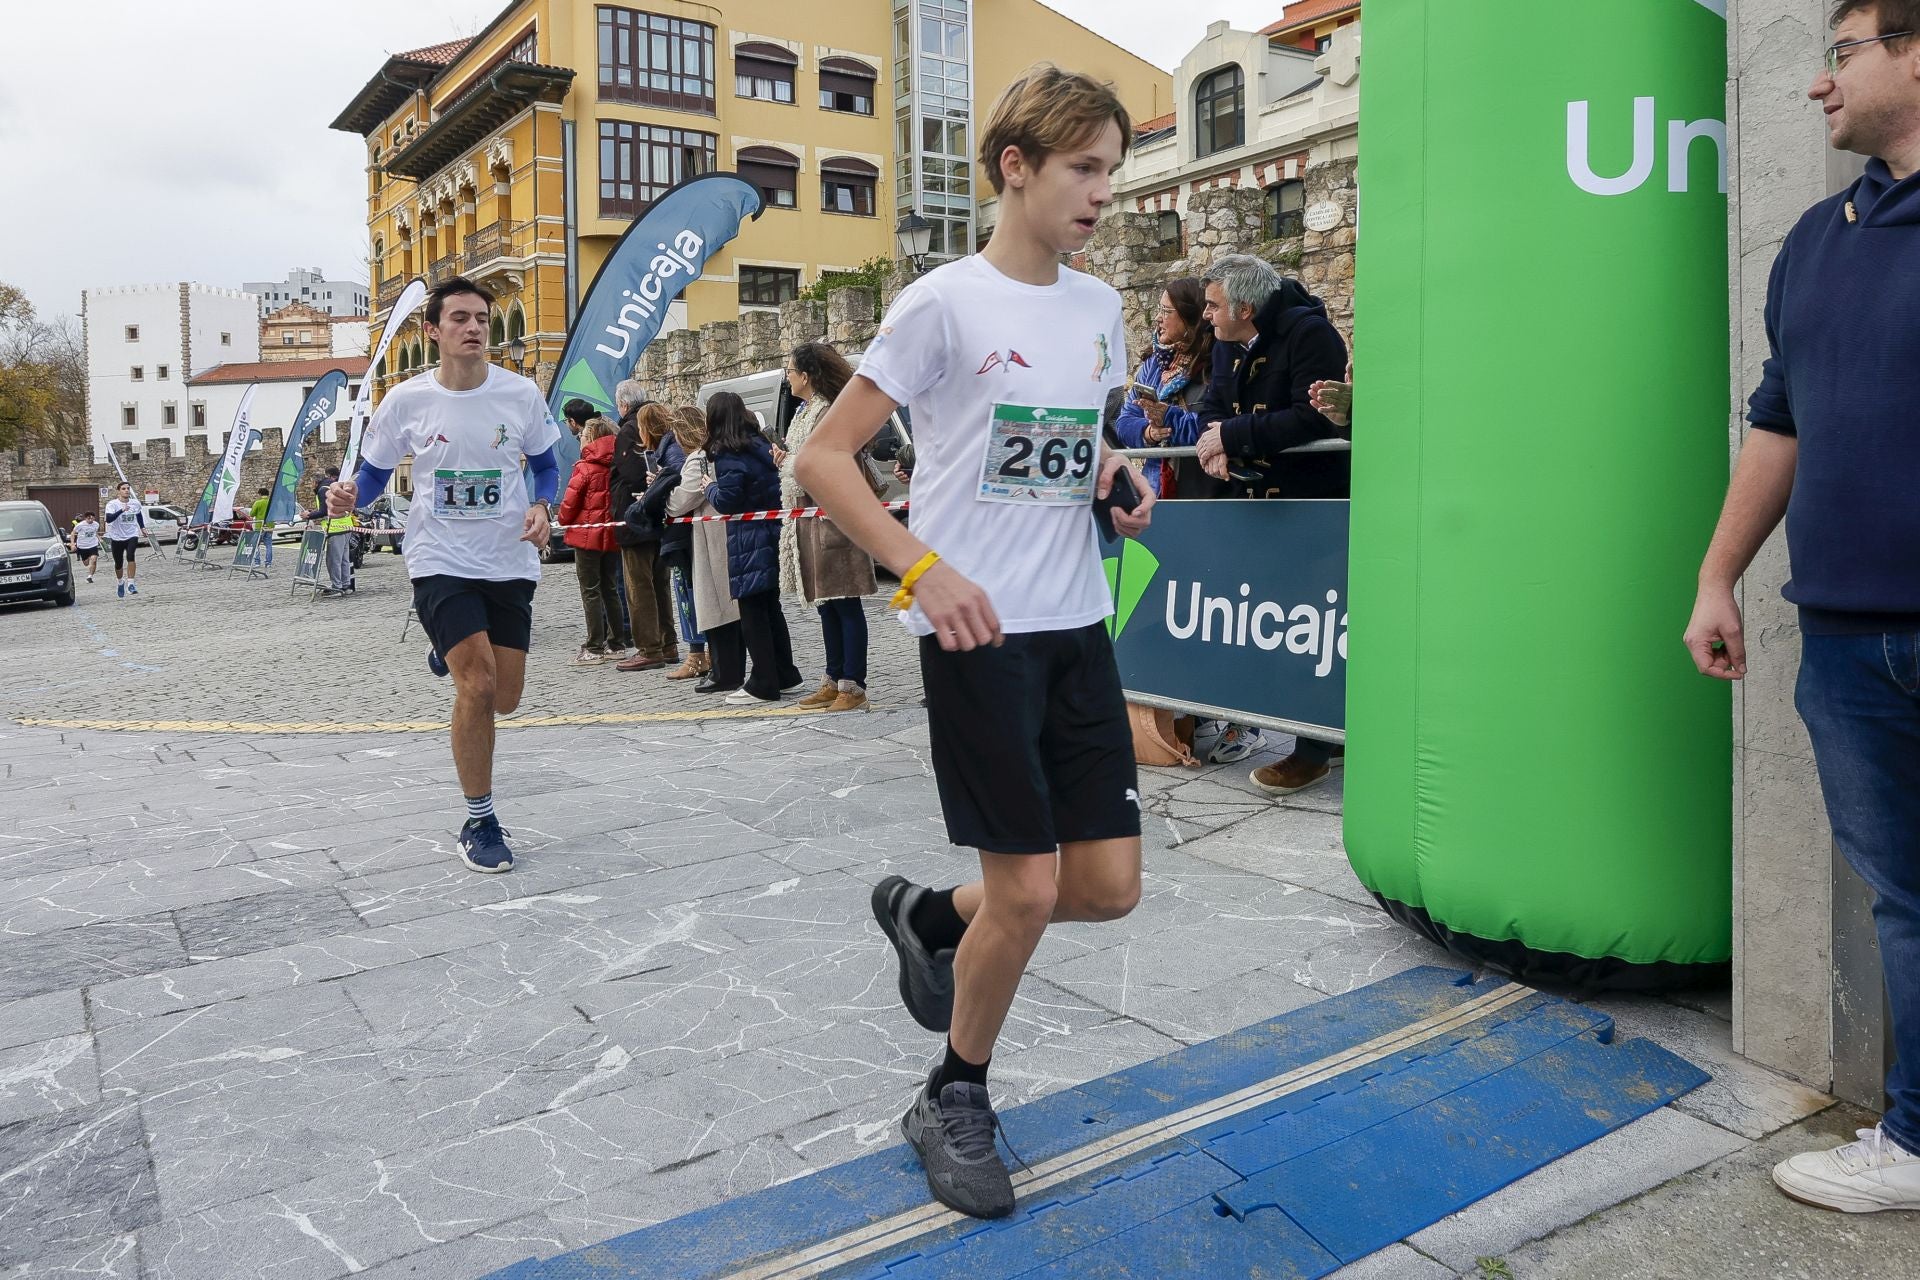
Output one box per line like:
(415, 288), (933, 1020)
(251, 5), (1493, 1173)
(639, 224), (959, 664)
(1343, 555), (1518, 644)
(1797, 629), (1920, 1153)
(818, 598), (868, 686)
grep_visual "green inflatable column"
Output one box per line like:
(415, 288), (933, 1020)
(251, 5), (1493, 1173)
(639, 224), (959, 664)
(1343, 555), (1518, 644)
(1345, 0), (1733, 987)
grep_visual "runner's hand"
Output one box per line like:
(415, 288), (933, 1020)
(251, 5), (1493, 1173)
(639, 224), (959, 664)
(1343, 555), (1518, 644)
(1096, 453), (1155, 538)
(1683, 588), (1747, 680)
(325, 480), (357, 517)
(521, 504), (552, 552)
(914, 561), (1002, 652)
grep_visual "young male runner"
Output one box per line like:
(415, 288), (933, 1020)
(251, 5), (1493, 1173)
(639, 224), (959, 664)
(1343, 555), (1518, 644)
(72, 512), (100, 583)
(326, 277), (561, 873)
(103, 483), (145, 598)
(796, 64), (1155, 1219)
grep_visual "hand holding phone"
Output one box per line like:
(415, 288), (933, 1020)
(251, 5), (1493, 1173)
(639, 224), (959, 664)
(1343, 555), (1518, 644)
(1093, 464), (1141, 542)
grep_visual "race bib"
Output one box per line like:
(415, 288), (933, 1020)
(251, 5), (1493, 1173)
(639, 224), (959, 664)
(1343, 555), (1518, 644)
(433, 469), (504, 519)
(976, 403), (1100, 505)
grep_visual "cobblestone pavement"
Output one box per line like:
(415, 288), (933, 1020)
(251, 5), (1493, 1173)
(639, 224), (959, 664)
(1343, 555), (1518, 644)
(0, 545), (921, 730)
(0, 559), (1862, 1280)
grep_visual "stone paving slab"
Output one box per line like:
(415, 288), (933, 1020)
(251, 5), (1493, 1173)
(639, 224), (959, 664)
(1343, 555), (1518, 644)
(0, 576), (1851, 1280)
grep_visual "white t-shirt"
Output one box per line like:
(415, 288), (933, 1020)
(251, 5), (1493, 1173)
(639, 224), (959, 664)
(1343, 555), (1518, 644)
(858, 254), (1127, 636)
(361, 366), (561, 583)
(104, 500), (144, 542)
(73, 519), (100, 550)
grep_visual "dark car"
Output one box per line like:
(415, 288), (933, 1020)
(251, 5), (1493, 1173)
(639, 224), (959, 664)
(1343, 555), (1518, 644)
(0, 501), (76, 607)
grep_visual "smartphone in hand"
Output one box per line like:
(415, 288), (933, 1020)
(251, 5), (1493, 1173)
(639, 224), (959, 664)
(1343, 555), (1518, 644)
(1093, 466), (1141, 542)
(1130, 380), (1160, 402)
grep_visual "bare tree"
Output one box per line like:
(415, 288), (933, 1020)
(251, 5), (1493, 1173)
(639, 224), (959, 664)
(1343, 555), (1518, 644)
(0, 282), (87, 461)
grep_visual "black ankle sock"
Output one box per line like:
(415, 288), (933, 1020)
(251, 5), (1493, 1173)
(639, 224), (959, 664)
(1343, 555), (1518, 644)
(910, 887), (968, 952)
(929, 1040), (990, 1098)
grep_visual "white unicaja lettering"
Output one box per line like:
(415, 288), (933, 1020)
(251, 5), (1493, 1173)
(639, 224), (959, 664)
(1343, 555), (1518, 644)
(1251, 602), (1287, 651)
(1666, 117), (1727, 193)
(1167, 581), (1201, 640)
(1567, 98), (1656, 196)
(1285, 604), (1319, 655)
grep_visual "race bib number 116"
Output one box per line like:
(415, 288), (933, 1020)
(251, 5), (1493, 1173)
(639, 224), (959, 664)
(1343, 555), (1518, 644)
(976, 404), (1099, 506)
(434, 469), (504, 519)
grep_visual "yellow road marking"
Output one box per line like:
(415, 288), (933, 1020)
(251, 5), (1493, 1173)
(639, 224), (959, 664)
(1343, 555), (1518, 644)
(13, 706), (829, 734)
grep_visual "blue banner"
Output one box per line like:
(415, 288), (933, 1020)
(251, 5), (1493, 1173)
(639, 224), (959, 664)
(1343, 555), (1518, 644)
(549, 173), (764, 420)
(266, 370), (348, 524)
(1100, 499), (1350, 734)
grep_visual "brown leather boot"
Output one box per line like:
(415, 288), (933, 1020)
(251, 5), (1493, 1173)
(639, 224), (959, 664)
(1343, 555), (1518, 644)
(796, 679), (839, 709)
(667, 651), (709, 680)
(1250, 753), (1332, 796)
(825, 683), (869, 713)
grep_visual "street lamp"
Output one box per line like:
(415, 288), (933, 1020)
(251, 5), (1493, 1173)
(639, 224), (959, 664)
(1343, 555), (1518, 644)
(506, 336), (526, 372)
(895, 212), (933, 273)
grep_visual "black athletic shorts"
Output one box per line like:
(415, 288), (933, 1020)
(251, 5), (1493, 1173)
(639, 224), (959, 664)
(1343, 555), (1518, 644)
(411, 575), (536, 657)
(109, 537), (138, 570)
(919, 620), (1141, 854)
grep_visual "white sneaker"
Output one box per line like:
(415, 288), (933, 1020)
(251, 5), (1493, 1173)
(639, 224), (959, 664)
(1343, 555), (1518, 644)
(724, 687), (774, 705)
(574, 646), (604, 667)
(1209, 726), (1266, 765)
(1773, 1125), (1920, 1213)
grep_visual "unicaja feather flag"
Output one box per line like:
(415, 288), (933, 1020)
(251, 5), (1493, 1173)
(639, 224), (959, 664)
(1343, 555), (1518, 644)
(549, 173), (763, 420)
(265, 370), (349, 523)
(191, 384), (258, 526)
(341, 277), (428, 475)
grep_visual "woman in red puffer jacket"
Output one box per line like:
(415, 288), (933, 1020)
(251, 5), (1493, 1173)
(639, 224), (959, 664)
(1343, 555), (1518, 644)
(557, 418), (634, 665)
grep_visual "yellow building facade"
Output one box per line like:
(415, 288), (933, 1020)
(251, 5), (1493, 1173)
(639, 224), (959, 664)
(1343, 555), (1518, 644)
(332, 1), (1169, 397)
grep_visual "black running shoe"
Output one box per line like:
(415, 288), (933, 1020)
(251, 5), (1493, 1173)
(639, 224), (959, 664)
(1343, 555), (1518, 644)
(427, 647), (449, 678)
(457, 816), (514, 873)
(872, 876), (955, 1032)
(901, 1075), (1016, 1219)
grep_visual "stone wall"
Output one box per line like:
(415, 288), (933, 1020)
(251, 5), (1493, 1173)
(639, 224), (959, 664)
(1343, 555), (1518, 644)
(1, 430), (347, 510)
(629, 158), (1357, 404)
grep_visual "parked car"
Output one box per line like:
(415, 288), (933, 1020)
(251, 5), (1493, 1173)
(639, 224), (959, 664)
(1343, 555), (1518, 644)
(351, 493), (407, 563)
(0, 501), (76, 607)
(144, 504), (187, 544)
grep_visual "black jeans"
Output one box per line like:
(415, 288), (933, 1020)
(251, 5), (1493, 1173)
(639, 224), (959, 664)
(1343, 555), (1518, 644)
(706, 621), (745, 690)
(817, 598), (868, 686)
(737, 591), (801, 698)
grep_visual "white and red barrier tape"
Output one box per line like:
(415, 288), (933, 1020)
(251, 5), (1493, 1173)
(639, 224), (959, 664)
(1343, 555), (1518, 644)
(190, 501), (908, 537)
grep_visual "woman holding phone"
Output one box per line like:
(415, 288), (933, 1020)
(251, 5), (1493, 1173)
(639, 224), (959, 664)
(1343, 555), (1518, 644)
(1112, 276), (1213, 498)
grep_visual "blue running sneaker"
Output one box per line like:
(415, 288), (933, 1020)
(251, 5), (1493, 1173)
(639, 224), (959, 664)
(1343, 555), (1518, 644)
(117, 582), (126, 598)
(427, 647), (449, 678)
(126, 582), (138, 595)
(457, 816), (514, 873)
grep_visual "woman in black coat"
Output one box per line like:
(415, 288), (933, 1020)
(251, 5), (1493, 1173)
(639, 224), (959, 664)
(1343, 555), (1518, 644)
(705, 392), (800, 703)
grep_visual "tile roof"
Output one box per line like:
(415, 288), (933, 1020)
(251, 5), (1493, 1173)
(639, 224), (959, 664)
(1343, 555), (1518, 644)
(396, 37), (474, 66)
(1262, 0), (1360, 37)
(188, 356), (370, 386)
(1135, 111), (1177, 135)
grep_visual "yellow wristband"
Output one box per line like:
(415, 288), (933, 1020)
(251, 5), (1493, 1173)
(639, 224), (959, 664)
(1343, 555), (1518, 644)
(889, 550), (942, 611)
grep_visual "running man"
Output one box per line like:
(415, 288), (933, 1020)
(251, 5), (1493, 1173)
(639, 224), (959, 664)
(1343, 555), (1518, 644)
(71, 512), (100, 583)
(103, 483), (144, 598)
(796, 65), (1154, 1219)
(326, 276), (561, 874)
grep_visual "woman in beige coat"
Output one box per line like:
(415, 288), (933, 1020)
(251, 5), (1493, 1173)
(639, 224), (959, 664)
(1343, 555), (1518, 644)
(775, 341), (876, 712)
(666, 410), (746, 695)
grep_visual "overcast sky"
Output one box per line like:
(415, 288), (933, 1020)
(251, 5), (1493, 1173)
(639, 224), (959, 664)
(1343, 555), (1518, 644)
(0, 1), (1282, 321)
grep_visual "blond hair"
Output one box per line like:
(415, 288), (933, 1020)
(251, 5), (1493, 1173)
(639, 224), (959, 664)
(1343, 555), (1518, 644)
(581, 416), (615, 446)
(977, 64), (1132, 196)
(672, 405), (707, 452)
(636, 402), (677, 449)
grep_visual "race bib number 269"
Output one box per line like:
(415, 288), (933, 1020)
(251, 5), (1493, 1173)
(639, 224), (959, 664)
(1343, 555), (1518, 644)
(976, 404), (1099, 506)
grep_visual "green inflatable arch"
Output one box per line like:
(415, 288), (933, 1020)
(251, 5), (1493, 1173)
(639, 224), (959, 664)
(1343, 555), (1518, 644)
(1345, 0), (1734, 988)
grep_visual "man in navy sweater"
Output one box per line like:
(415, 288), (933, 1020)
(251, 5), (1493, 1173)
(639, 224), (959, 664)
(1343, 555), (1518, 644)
(1685, 0), (1920, 1214)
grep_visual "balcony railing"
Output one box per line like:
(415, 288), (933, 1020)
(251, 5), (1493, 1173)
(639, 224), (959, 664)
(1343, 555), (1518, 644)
(427, 254), (459, 284)
(375, 279), (403, 311)
(463, 220), (525, 272)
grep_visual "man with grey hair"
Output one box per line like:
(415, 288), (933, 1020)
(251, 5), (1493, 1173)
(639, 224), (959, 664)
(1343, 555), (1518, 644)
(1179, 252), (1349, 795)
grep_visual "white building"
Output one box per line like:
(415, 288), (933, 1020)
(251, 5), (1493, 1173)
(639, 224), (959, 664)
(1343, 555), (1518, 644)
(83, 283), (261, 461)
(186, 357), (371, 459)
(985, 3), (1362, 256)
(240, 267), (371, 319)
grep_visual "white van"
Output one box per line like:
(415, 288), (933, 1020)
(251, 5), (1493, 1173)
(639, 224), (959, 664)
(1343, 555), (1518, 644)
(696, 355), (913, 501)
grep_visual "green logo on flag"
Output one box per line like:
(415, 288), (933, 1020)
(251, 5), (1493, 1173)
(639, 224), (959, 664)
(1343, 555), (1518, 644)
(1102, 541), (1161, 641)
(558, 358), (612, 412)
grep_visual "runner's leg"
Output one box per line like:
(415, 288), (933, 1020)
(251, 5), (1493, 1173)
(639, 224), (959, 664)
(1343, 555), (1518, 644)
(443, 633), (499, 798)
(491, 645), (526, 716)
(946, 851), (1057, 1064)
